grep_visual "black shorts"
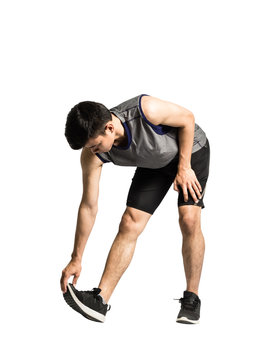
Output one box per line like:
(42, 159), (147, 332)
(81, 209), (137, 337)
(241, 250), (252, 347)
(126, 138), (210, 215)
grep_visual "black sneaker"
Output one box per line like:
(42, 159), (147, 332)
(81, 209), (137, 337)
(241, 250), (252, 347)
(176, 290), (201, 324)
(63, 283), (111, 322)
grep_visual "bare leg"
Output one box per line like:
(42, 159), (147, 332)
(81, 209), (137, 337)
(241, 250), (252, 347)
(98, 207), (151, 303)
(178, 206), (205, 296)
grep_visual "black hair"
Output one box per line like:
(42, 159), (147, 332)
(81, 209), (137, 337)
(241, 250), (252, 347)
(65, 101), (112, 149)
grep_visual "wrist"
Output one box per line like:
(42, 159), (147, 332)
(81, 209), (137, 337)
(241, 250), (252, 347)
(71, 253), (82, 263)
(178, 164), (191, 171)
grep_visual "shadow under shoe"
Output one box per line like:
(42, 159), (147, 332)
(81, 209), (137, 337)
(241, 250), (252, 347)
(63, 283), (111, 322)
(176, 290), (201, 324)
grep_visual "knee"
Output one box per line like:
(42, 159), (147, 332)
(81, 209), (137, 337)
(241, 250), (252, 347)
(119, 211), (145, 237)
(179, 211), (200, 235)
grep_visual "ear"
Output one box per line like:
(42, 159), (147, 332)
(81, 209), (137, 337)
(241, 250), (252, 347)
(105, 121), (114, 133)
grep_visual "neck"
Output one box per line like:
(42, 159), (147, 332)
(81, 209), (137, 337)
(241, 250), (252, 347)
(112, 114), (127, 146)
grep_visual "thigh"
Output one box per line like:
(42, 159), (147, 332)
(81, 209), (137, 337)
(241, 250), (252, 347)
(126, 166), (174, 215)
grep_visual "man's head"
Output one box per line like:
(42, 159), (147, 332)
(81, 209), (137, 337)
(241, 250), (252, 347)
(65, 101), (114, 152)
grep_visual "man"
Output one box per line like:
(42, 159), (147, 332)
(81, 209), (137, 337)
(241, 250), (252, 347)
(60, 94), (210, 324)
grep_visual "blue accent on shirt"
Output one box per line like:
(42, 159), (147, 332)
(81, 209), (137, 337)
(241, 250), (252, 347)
(138, 94), (172, 135)
(96, 153), (110, 163)
(112, 121), (132, 150)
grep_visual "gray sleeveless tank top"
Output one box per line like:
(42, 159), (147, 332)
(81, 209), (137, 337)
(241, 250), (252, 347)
(96, 94), (207, 169)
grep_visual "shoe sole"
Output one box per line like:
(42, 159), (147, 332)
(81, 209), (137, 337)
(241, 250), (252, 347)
(63, 284), (106, 323)
(176, 317), (200, 324)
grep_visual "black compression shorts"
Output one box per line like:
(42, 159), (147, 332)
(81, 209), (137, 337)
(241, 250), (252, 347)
(126, 138), (210, 215)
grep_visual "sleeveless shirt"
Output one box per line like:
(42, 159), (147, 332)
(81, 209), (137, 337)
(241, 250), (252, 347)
(96, 94), (207, 169)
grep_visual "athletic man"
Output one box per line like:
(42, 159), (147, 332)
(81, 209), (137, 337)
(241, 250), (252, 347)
(60, 94), (210, 324)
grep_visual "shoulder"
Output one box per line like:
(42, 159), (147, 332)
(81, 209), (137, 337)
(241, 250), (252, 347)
(140, 95), (194, 127)
(140, 95), (179, 126)
(140, 95), (165, 126)
(81, 147), (103, 172)
(140, 95), (162, 114)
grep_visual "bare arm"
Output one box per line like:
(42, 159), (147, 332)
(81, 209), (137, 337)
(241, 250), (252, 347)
(141, 95), (202, 203)
(60, 148), (103, 292)
(71, 148), (103, 261)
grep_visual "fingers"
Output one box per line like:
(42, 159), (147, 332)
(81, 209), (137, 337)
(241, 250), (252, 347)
(174, 170), (203, 203)
(197, 180), (202, 193)
(189, 184), (199, 203)
(60, 261), (82, 293)
(60, 270), (69, 293)
(173, 180), (179, 192)
(73, 274), (80, 286)
(191, 182), (203, 202)
(182, 182), (202, 203)
(182, 186), (188, 202)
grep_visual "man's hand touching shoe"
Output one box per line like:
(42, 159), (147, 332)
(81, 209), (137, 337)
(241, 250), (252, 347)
(60, 259), (82, 293)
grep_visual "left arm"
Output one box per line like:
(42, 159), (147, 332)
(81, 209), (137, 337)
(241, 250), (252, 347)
(141, 95), (202, 203)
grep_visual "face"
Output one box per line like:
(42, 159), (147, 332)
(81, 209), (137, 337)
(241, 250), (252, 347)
(84, 125), (115, 154)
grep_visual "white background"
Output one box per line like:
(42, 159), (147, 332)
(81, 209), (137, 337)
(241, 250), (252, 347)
(1, 0), (278, 358)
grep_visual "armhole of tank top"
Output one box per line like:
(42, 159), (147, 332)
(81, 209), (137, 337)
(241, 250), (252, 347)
(96, 153), (110, 163)
(138, 94), (171, 135)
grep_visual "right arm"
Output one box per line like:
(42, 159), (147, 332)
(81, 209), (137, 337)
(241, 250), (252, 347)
(60, 148), (103, 292)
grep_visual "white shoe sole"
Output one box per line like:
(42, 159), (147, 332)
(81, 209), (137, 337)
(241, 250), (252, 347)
(65, 284), (106, 322)
(176, 316), (200, 324)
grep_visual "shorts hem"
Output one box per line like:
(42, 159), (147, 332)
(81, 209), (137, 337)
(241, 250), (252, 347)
(178, 202), (205, 209)
(126, 203), (154, 215)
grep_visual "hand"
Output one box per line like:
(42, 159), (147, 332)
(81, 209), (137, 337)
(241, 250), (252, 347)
(60, 259), (82, 293)
(173, 167), (202, 203)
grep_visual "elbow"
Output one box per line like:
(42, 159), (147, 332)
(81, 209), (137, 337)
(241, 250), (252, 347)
(187, 112), (195, 128)
(79, 203), (98, 216)
(181, 111), (195, 129)
(188, 111), (195, 122)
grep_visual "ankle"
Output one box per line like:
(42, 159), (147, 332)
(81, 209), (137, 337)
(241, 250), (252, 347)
(186, 288), (199, 296)
(98, 288), (110, 304)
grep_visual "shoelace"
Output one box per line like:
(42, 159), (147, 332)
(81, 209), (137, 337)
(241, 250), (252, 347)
(174, 296), (199, 311)
(83, 288), (102, 297)
(82, 288), (111, 311)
